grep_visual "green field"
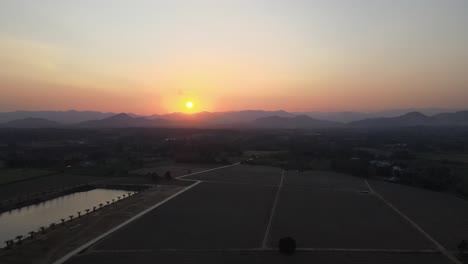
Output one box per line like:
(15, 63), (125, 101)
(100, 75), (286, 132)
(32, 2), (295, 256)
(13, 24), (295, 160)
(132, 164), (216, 178)
(416, 152), (468, 163)
(0, 169), (54, 184)
(243, 150), (288, 157)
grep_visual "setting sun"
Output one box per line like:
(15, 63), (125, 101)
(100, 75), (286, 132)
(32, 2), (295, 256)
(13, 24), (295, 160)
(185, 101), (194, 109)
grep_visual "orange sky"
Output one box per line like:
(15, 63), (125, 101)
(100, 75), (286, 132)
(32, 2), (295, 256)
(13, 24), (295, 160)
(1, 1), (467, 114)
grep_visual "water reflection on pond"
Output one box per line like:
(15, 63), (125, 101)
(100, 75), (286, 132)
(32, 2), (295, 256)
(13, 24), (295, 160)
(0, 188), (132, 244)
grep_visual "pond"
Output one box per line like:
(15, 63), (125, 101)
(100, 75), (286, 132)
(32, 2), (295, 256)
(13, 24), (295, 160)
(0, 188), (133, 244)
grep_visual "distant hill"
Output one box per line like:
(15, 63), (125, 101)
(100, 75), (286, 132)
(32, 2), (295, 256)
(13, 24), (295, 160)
(1, 118), (61, 128)
(148, 110), (294, 125)
(1, 109), (467, 129)
(349, 112), (430, 127)
(251, 115), (342, 129)
(432, 111), (468, 126)
(294, 108), (459, 123)
(77, 113), (171, 128)
(349, 111), (468, 127)
(0, 110), (118, 124)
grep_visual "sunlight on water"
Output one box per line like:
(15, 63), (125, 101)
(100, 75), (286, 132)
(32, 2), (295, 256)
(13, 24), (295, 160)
(0, 188), (132, 244)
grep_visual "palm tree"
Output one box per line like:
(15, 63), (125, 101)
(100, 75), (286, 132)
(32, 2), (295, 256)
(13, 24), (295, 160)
(5, 240), (13, 249)
(28, 231), (35, 238)
(99, 203), (103, 208)
(61, 218), (65, 225)
(39, 226), (46, 234)
(93, 206), (97, 211)
(106, 201), (110, 205)
(49, 223), (56, 229)
(77, 211), (81, 217)
(69, 215), (74, 221)
(15, 235), (23, 244)
(458, 240), (467, 258)
(164, 170), (172, 180)
(85, 209), (90, 214)
(117, 196), (121, 200)
(112, 199), (115, 203)
(123, 194), (126, 198)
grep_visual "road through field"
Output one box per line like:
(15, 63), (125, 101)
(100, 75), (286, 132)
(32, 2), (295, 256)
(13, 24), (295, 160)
(261, 170), (284, 249)
(58, 165), (459, 264)
(365, 180), (463, 264)
(269, 171), (433, 249)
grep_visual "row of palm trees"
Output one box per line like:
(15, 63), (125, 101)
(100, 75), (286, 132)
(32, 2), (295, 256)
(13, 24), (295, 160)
(3, 191), (136, 250)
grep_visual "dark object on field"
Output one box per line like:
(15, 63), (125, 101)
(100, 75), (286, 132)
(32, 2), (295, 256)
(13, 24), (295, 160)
(278, 237), (296, 255)
(165, 171), (172, 180)
(4, 240), (14, 249)
(458, 240), (467, 256)
(150, 172), (160, 182)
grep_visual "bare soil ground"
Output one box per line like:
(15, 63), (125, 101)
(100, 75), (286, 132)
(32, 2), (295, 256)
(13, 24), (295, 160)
(370, 180), (468, 251)
(67, 250), (453, 264)
(0, 169), (54, 185)
(131, 163), (218, 178)
(0, 184), (187, 264)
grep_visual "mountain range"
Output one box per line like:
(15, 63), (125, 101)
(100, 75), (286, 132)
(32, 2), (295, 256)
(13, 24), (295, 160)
(0, 109), (467, 129)
(349, 111), (468, 127)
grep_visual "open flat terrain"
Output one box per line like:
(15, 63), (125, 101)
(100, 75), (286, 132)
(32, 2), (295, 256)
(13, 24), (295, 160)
(131, 163), (218, 178)
(95, 182), (277, 250)
(269, 186), (432, 249)
(183, 165), (282, 185)
(271, 171), (432, 249)
(67, 250), (451, 264)
(49, 164), (465, 264)
(371, 180), (468, 251)
(0, 169), (54, 185)
(0, 174), (150, 201)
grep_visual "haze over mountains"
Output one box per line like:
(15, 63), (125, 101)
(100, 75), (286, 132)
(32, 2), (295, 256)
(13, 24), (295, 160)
(0, 109), (467, 129)
(0, 111), (116, 124)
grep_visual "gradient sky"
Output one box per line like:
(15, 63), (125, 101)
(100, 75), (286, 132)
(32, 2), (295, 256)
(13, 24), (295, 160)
(1, 0), (467, 114)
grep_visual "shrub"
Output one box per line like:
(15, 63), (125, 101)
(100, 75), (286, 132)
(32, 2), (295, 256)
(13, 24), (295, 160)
(278, 237), (296, 255)
(164, 171), (172, 180)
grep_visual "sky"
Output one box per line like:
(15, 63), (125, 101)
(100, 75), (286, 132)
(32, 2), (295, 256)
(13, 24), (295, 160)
(0, 0), (467, 114)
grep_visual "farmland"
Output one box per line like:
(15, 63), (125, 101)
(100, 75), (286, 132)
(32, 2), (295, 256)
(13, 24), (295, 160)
(371, 180), (468, 251)
(0, 173), (150, 201)
(59, 165), (463, 264)
(131, 163), (217, 178)
(0, 169), (54, 185)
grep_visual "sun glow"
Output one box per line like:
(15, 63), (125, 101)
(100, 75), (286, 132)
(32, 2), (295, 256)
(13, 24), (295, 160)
(185, 101), (194, 109)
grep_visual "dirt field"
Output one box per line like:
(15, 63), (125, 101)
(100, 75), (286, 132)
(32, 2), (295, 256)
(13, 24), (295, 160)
(370, 180), (468, 251)
(0, 169), (54, 185)
(95, 181), (276, 250)
(0, 185), (185, 264)
(131, 163), (218, 178)
(184, 165), (282, 185)
(283, 170), (368, 191)
(67, 250), (453, 264)
(270, 187), (432, 249)
(3, 165), (466, 264)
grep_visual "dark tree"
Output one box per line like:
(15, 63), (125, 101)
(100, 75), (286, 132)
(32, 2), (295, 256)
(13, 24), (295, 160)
(458, 240), (467, 258)
(164, 170), (172, 180)
(278, 237), (296, 255)
(151, 172), (160, 182)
